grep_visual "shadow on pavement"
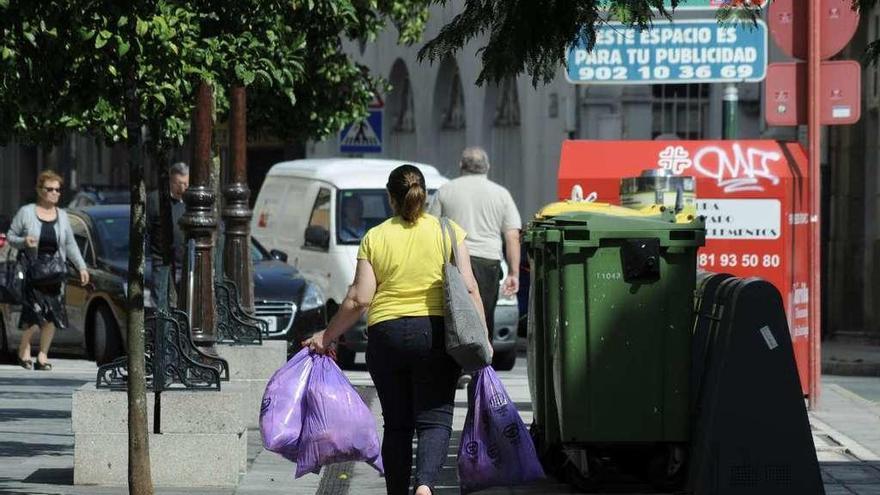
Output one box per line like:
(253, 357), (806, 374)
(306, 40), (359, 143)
(0, 391), (76, 400)
(0, 409), (71, 423)
(0, 377), (90, 388)
(0, 440), (72, 457)
(454, 400), (533, 412)
(23, 468), (73, 485)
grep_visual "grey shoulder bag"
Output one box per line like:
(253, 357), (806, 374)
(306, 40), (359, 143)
(440, 217), (491, 372)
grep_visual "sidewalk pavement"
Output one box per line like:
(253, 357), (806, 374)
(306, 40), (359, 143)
(0, 356), (879, 495)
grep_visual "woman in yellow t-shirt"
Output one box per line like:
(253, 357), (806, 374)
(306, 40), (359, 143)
(302, 164), (485, 495)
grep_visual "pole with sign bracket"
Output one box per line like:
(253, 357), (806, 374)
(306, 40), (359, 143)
(807, 0), (822, 410)
(722, 84), (739, 139)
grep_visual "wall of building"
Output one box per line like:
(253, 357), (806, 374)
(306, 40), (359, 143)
(308, 2), (878, 339)
(308, 2), (571, 221)
(826, 9), (880, 341)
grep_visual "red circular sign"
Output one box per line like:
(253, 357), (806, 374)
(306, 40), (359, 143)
(769, 0), (859, 60)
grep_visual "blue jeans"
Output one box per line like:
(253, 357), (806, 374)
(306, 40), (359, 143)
(366, 316), (460, 495)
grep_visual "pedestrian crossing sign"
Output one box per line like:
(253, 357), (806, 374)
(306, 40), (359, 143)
(340, 108), (383, 154)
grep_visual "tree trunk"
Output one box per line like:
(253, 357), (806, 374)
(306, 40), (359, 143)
(125, 77), (153, 495)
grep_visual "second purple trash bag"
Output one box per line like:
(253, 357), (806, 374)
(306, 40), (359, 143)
(295, 353), (384, 478)
(457, 366), (545, 494)
(260, 347), (313, 461)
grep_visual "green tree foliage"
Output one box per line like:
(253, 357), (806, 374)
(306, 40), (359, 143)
(244, 0), (431, 142)
(0, 1), (202, 147)
(0, 0), (433, 147)
(415, 0), (831, 86)
(417, 0), (686, 86)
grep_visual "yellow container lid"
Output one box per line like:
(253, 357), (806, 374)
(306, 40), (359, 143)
(535, 200), (698, 224)
(536, 200), (658, 219)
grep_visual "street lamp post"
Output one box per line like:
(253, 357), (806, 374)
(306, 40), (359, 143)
(179, 80), (218, 346)
(222, 85), (255, 312)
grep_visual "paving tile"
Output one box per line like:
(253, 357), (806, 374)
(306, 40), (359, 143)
(825, 465), (880, 484)
(847, 486), (880, 495)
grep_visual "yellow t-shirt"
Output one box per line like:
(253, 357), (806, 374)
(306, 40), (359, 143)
(357, 214), (466, 327)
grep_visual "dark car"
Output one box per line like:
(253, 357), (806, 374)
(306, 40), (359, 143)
(68, 186), (131, 208)
(0, 205), (129, 364)
(239, 237), (327, 352)
(145, 237), (327, 354)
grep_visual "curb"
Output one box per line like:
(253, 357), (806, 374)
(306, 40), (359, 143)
(810, 415), (880, 462)
(822, 360), (880, 377)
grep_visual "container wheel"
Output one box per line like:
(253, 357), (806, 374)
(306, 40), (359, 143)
(645, 444), (687, 491)
(562, 448), (602, 492)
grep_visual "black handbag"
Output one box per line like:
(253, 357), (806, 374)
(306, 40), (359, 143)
(1, 250), (27, 303)
(27, 250), (67, 286)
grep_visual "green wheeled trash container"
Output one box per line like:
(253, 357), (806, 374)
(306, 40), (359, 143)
(525, 202), (705, 488)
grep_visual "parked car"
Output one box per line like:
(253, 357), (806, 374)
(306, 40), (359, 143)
(251, 158), (519, 369)
(0, 205), (129, 364)
(68, 186), (131, 208)
(244, 237), (327, 352)
(0, 205), (327, 364)
(146, 239), (328, 354)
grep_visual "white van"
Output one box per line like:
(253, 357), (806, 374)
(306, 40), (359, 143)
(252, 158), (519, 369)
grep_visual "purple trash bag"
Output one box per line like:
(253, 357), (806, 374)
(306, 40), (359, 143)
(457, 366), (545, 494)
(260, 347), (313, 461)
(295, 353), (384, 478)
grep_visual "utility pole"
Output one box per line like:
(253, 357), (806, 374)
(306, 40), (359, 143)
(807, 0), (822, 409)
(722, 84), (738, 139)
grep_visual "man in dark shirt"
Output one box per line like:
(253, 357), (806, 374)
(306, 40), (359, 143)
(147, 162), (188, 306)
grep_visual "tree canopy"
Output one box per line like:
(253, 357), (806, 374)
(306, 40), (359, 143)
(0, 0), (433, 148)
(246, 0), (429, 142)
(416, 0), (846, 86)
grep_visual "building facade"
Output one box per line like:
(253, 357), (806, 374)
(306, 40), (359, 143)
(308, 2), (877, 340)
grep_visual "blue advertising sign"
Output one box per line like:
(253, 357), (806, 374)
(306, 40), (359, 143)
(340, 108), (383, 154)
(566, 20), (768, 85)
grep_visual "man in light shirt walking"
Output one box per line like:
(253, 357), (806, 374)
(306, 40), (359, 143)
(428, 146), (521, 359)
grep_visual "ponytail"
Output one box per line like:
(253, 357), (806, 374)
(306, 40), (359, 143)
(387, 164), (427, 223)
(400, 181), (426, 222)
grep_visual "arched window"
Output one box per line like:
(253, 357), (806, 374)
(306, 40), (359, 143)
(493, 78), (521, 127)
(439, 62), (466, 130)
(389, 59), (415, 133)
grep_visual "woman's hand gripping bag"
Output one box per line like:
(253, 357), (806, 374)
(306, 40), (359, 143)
(458, 366), (545, 494)
(260, 347), (313, 462)
(295, 354), (384, 478)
